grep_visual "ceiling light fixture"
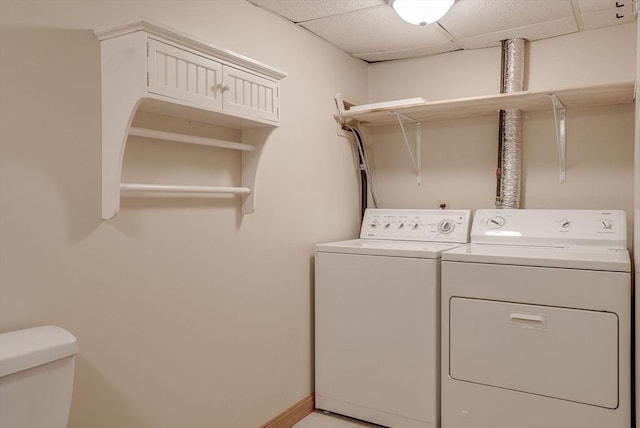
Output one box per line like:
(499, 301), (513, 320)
(391, 0), (455, 26)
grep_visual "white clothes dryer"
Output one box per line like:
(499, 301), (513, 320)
(315, 208), (471, 428)
(441, 209), (631, 428)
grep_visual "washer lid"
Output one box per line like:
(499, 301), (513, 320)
(442, 243), (631, 272)
(316, 239), (466, 259)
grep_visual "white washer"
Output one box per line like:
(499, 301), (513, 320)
(315, 208), (471, 428)
(441, 209), (631, 428)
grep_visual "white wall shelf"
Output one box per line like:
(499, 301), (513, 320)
(95, 18), (287, 219)
(127, 127), (256, 151)
(336, 81), (634, 184)
(335, 82), (634, 126)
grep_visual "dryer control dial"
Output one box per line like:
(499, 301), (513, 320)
(438, 219), (455, 234)
(601, 220), (612, 230)
(487, 216), (506, 229)
(560, 218), (570, 228)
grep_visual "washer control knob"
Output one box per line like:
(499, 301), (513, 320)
(398, 223), (405, 229)
(560, 218), (570, 228)
(413, 223), (419, 230)
(370, 219), (379, 228)
(487, 216), (506, 229)
(601, 220), (612, 230)
(438, 219), (454, 234)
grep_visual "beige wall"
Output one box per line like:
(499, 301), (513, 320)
(635, 22), (640, 268)
(368, 24), (635, 102)
(0, 2), (367, 427)
(0, 3), (637, 427)
(634, 19), (639, 428)
(366, 24), (636, 244)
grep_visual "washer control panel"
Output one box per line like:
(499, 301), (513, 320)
(472, 209), (627, 248)
(360, 209), (471, 243)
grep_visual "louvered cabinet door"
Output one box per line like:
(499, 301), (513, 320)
(147, 38), (223, 110)
(222, 66), (279, 123)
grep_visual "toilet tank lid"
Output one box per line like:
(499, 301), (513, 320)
(0, 326), (78, 377)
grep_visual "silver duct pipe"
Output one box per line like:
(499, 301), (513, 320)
(496, 38), (527, 209)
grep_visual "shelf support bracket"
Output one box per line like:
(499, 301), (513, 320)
(393, 111), (422, 185)
(548, 93), (567, 184)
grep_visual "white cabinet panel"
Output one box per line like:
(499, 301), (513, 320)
(223, 67), (278, 122)
(147, 39), (222, 110)
(449, 297), (618, 409)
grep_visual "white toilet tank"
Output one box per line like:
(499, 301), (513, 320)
(0, 326), (78, 428)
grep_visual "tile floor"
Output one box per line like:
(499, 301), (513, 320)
(293, 411), (383, 428)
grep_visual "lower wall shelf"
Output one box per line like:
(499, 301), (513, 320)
(120, 183), (251, 197)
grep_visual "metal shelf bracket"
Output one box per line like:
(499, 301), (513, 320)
(393, 111), (422, 185)
(549, 93), (567, 184)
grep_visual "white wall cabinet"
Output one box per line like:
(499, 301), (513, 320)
(95, 19), (286, 219)
(147, 38), (279, 123)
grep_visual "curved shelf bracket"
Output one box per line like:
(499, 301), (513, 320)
(101, 94), (145, 219)
(241, 127), (275, 214)
(393, 111), (422, 185)
(548, 93), (567, 184)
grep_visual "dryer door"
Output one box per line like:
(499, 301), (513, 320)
(449, 297), (618, 409)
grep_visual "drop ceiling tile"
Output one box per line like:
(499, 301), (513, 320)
(248, 0), (632, 62)
(440, 0), (575, 38)
(581, 7), (637, 29)
(247, 0), (385, 23)
(576, 0), (625, 12)
(303, 6), (453, 55)
(457, 16), (579, 49)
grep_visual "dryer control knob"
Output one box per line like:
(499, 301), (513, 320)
(438, 219), (454, 234)
(560, 218), (570, 228)
(601, 220), (612, 229)
(487, 216), (506, 229)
